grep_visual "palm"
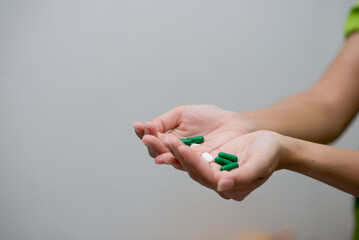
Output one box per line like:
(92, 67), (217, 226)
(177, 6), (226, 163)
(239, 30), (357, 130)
(209, 132), (280, 173)
(169, 105), (248, 139)
(169, 106), (249, 150)
(164, 131), (281, 201)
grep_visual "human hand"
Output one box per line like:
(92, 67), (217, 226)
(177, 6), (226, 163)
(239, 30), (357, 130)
(161, 130), (283, 201)
(133, 105), (250, 170)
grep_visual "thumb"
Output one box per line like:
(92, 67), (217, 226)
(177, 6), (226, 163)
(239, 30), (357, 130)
(150, 106), (184, 133)
(217, 154), (267, 192)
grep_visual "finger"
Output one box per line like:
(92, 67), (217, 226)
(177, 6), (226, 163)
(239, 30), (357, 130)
(144, 142), (158, 158)
(142, 134), (169, 158)
(155, 153), (184, 170)
(178, 143), (220, 188)
(144, 121), (159, 137)
(171, 162), (185, 171)
(162, 135), (191, 173)
(143, 121), (159, 138)
(163, 135), (203, 183)
(150, 106), (184, 133)
(165, 135), (219, 188)
(155, 152), (185, 171)
(133, 122), (145, 139)
(221, 188), (250, 201)
(217, 154), (268, 192)
(154, 152), (174, 164)
(216, 191), (231, 200)
(155, 153), (184, 171)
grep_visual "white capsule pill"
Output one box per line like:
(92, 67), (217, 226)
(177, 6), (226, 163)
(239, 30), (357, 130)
(201, 152), (214, 162)
(190, 143), (199, 147)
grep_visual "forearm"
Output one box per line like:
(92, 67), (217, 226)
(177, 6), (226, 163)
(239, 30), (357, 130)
(279, 134), (359, 197)
(240, 33), (359, 143)
(240, 91), (339, 143)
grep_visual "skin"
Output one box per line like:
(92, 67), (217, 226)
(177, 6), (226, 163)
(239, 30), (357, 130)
(241, 32), (359, 143)
(133, 32), (359, 200)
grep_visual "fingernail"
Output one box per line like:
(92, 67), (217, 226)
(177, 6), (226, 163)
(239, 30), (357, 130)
(217, 179), (234, 192)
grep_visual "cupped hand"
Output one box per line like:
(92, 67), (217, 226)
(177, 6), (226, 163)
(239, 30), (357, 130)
(133, 105), (251, 170)
(162, 130), (283, 201)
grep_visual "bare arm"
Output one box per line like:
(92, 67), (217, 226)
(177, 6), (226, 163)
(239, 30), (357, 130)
(241, 33), (359, 143)
(134, 31), (359, 199)
(160, 130), (359, 200)
(279, 135), (359, 197)
(134, 34), (359, 171)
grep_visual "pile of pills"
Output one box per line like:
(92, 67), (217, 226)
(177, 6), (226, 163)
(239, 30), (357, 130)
(180, 136), (239, 171)
(215, 152), (239, 171)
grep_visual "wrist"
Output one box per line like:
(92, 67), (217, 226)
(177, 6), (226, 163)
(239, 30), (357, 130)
(277, 134), (303, 171)
(233, 111), (256, 134)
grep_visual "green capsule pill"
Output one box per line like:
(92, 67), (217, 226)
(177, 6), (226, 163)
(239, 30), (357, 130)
(186, 136), (204, 144)
(218, 152), (238, 162)
(220, 162), (239, 171)
(180, 139), (192, 145)
(215, 157), (232, 166)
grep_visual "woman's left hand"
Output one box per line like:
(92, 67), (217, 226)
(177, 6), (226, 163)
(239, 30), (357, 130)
(162, 130), (284, 201)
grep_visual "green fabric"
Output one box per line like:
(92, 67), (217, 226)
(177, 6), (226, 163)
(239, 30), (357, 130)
(347, 4), (359, 239)
(345, 2), (359, 38)
(353, 198), (359, 240)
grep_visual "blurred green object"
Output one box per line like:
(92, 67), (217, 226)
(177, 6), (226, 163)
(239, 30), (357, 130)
(218, 152), (238, 162)
(180, 138), (192, 145)
(345, 2), (359, 38)
(186, 136), (204, 144)
(353, 198), (359, 240)
(215, 157), (233, 166)
(345, 4), (359, 239)
(220, 162), (239, 171)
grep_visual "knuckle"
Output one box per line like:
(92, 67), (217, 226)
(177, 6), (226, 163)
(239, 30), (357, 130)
(232, 195), (246, 202)
(176, 105), (188, 112)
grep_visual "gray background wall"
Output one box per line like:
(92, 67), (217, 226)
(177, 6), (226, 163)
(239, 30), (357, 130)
(0, 1), (358, 239)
